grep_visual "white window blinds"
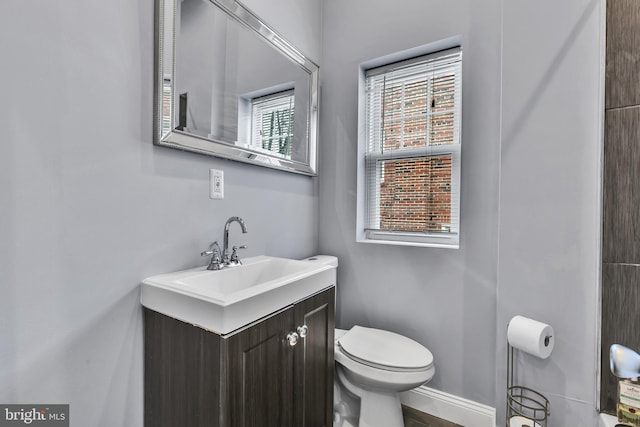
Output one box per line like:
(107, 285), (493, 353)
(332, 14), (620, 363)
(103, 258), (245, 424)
(363, 47), (462, 247)
(251, 90), (295, 159)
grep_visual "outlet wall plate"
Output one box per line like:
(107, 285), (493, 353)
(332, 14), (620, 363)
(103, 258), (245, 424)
(210, 169), (224, 199)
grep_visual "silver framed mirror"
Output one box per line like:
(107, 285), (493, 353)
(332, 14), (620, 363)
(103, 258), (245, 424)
(154, 0), (319, 175)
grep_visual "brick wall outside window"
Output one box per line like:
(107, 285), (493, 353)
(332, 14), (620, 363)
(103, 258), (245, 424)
(379, 74), (455, 232)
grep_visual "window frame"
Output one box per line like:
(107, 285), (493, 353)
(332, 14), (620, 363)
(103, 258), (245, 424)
(356, 42), (462, 249)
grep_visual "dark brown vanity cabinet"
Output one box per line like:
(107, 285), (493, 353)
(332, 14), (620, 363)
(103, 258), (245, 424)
(144, 286), (335, 427)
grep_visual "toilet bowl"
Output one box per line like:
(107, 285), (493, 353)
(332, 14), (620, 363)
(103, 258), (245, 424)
(333, 326), (435, 427)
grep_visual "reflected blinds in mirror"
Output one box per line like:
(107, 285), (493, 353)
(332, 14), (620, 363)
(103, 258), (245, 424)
(251, 90), (295, 159)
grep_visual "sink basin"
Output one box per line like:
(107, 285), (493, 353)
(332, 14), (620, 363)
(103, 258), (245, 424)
(141, 255), (337, 334)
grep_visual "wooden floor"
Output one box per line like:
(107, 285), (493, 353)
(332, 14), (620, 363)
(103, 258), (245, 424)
(402, 405), (463, 427)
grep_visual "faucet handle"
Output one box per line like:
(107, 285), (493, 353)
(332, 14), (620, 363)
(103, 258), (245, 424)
(229, 245), (247, 264)
(201, 242), (223, 270)
(201, 241), (221, 257)
(201, 249), (219, 258)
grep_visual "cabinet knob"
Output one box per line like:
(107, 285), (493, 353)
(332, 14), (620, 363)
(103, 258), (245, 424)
(286, 332), (299, 347)
(297, 325), (308, 338)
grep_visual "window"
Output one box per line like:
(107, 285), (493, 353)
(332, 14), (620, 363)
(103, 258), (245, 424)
(251, 90), (295, 159)
(357, 46), (462, 248)
(161, 77), (172, 136)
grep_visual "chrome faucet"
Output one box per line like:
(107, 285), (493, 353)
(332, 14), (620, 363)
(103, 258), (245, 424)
(222, 216), (248, 266)
(201, 217), (248, 270)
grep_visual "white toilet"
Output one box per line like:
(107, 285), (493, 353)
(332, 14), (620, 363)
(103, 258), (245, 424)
(333, 326), (435, 427)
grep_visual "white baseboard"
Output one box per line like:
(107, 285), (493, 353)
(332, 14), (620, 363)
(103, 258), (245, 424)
(401, 385), (496, 427)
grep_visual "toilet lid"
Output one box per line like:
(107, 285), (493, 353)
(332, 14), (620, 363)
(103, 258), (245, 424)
(338, 326), (433, 371)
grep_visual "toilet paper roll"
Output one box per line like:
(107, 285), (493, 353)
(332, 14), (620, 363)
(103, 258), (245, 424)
(509, 415), (541, 427)
(507, 315), (554, 359)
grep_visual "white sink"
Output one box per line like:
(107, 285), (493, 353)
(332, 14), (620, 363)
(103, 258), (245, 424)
(141, 255), (337, 334)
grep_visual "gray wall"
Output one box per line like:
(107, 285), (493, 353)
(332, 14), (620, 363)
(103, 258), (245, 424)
(319, 0), (503, 405)
(497, 0), (603, 425)
(320, 0), (604, 425)
(0, 0), (321, 425)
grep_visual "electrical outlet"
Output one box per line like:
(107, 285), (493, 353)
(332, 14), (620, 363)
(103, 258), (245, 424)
(210, 169), (224, 199)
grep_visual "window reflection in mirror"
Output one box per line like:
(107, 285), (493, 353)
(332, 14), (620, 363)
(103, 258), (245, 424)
(250, 90), (295, 159)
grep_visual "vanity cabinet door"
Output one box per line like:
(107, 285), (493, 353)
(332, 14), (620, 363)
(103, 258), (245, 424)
(223, 286), (335, 427)
(293, 287), (335, 427)
(224, 306), (295, 427)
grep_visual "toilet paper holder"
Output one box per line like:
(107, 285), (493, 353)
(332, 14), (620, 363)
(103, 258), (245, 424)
(506, 343), (550, 427)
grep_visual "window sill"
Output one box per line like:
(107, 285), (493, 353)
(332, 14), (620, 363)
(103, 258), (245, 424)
(358, 230), (459, 249)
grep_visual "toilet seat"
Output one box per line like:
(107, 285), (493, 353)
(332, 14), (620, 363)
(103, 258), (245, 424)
(337, 326), (433, 372)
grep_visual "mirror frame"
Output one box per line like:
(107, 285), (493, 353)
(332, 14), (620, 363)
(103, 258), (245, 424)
(154, 0), (319, 175)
